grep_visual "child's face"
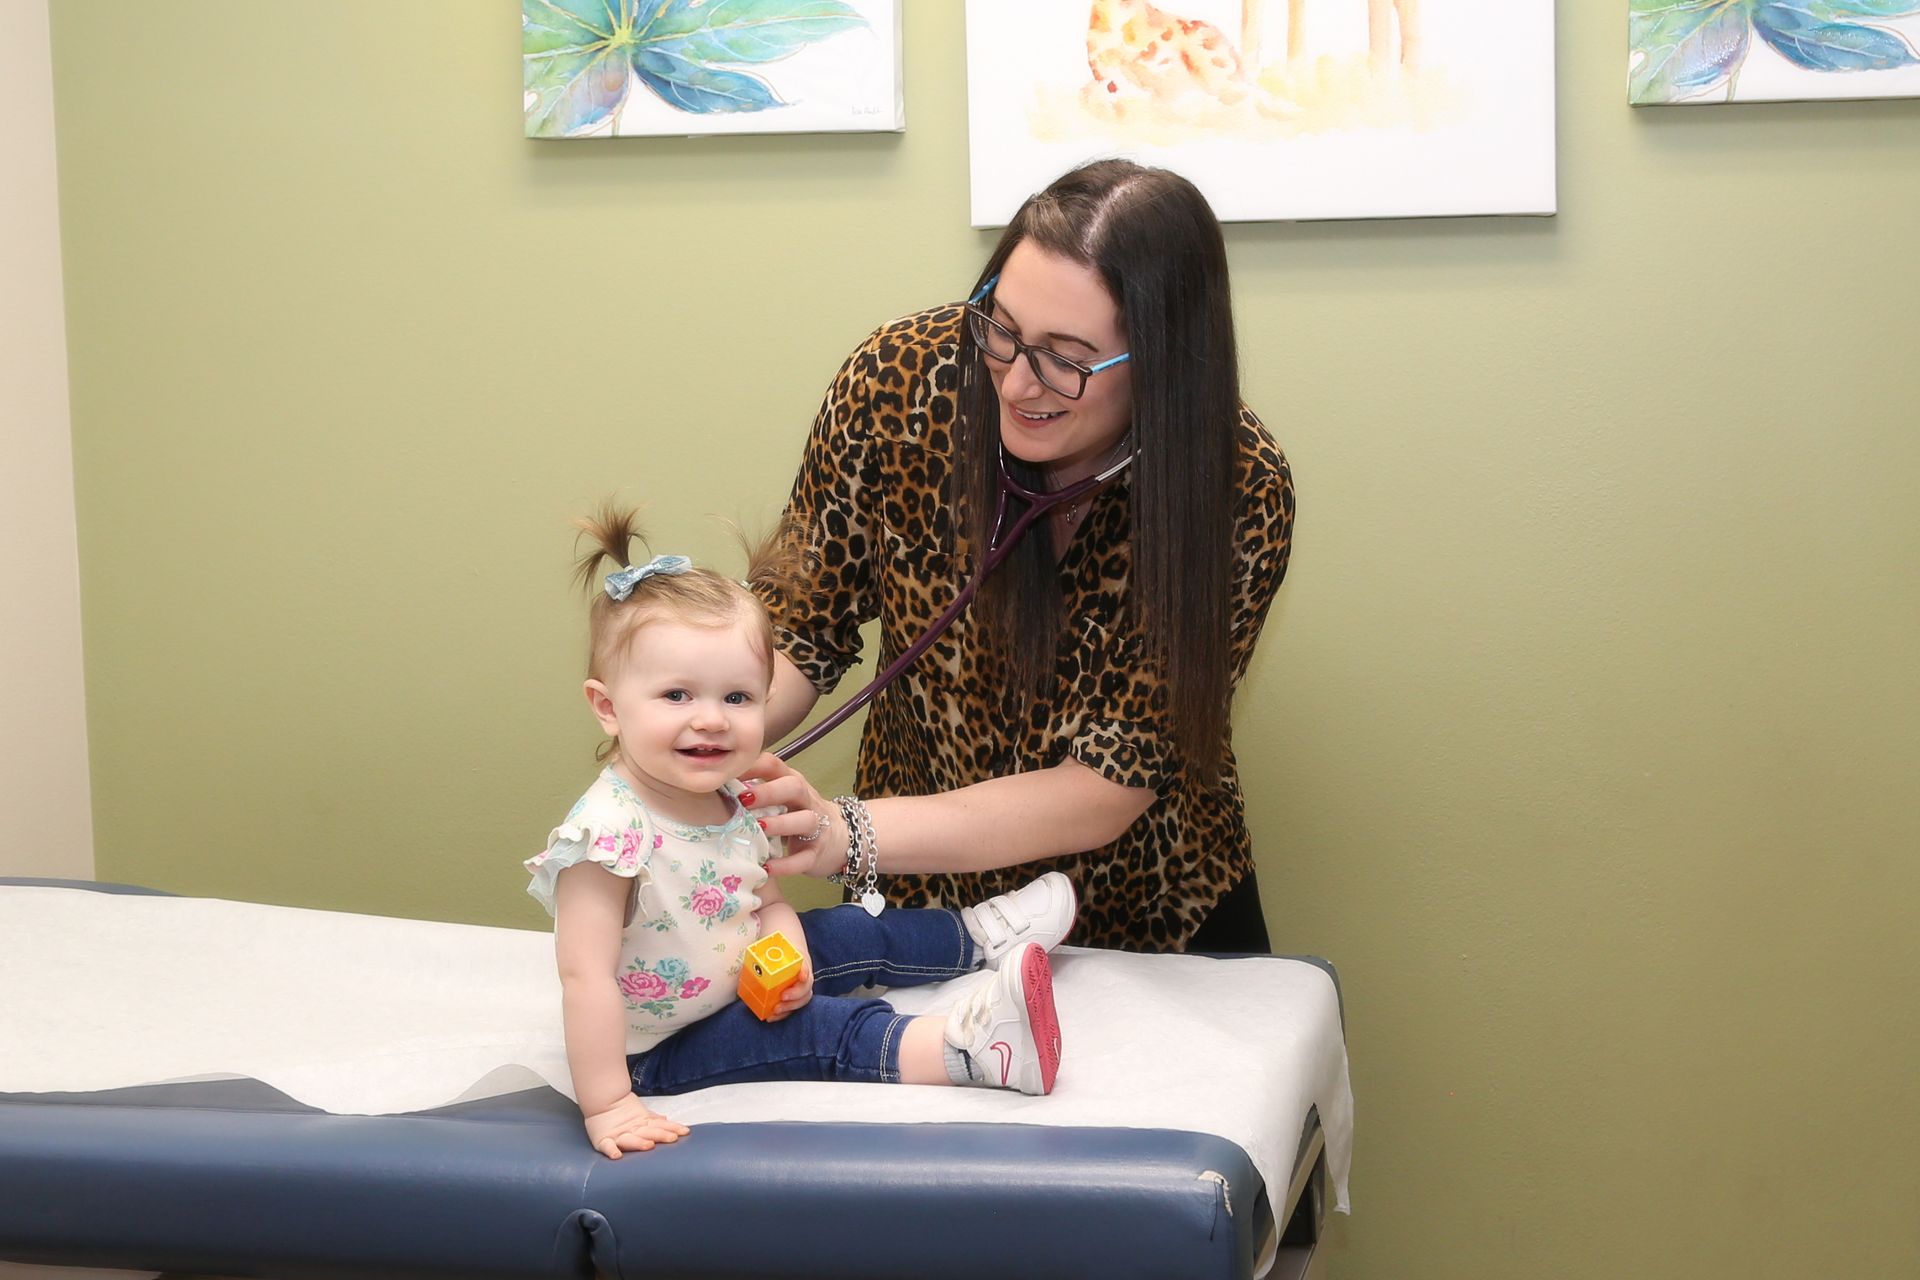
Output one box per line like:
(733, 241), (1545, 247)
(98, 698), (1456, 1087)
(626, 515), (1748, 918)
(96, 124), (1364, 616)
(586, 614), (770, 810)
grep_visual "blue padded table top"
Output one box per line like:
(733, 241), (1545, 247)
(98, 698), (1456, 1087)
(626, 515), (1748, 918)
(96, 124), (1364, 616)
(0, 1081), (1272, 1280)
(0, 880), (1324, 1279)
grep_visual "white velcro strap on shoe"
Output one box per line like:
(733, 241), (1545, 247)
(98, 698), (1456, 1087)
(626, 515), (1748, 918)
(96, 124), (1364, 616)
(977, 900), (1030, 950)
(945, 980), (996, 1048)
(983, 905), (1029, 948)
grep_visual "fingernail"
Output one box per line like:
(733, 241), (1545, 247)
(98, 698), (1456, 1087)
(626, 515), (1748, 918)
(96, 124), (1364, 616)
(757, 819), (767, 830)
(740, 790), (756, 805)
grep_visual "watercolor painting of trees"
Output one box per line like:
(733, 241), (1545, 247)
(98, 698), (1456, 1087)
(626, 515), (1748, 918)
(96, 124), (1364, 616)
(965, 0), (1556, 223)
(524, 0), (903, 138)
(1630, 1), (1920, 104)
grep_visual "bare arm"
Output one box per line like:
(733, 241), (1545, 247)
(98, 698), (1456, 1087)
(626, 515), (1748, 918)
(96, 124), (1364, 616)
(753, 874), (807, 957)
(765, 650), (823, 745)
(553, 865), (688, 1157)
(748, 752), (1155, 878)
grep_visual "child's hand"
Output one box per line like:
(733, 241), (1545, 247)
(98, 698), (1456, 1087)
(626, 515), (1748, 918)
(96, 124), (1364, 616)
(584, 1092), (689, 1159)
(764, 955), (814, 1021)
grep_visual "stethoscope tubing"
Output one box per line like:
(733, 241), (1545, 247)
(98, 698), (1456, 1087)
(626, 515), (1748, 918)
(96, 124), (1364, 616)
(776, 448), (1134, 759)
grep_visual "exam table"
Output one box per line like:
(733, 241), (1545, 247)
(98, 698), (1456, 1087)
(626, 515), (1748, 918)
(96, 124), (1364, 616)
(0, 879), (1346, 1280)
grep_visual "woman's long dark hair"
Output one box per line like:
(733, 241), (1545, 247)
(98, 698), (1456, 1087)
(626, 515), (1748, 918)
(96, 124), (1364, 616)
(956, 159), (1241, 779)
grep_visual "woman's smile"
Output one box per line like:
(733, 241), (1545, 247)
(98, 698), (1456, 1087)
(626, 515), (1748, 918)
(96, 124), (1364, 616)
(985, 242), (1133, 486)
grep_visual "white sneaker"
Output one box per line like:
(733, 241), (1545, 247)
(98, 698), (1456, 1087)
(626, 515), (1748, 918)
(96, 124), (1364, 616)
(960, 871), (1077, 967)
(945, 942), (1062, 1096)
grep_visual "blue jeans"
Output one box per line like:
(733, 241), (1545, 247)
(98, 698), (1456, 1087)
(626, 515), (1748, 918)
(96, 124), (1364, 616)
(629, 905), (976, 1094)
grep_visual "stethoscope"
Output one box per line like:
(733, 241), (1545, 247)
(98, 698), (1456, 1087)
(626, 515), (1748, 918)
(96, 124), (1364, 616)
(776, 444), (1135, 759)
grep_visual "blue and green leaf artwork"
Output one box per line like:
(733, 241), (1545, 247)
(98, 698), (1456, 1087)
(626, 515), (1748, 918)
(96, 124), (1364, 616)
(525, 0), (876, 137)
(1630, 0), (1920, 103)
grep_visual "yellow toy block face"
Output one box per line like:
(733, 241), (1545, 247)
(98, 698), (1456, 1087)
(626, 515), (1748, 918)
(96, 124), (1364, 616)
(738, 930), (804, 1020)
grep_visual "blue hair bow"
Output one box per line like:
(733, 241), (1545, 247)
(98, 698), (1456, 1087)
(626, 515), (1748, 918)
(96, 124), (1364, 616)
(604, 554), (693, 601)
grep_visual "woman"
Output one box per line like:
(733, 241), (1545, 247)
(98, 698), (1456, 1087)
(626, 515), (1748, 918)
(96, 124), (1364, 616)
(746, 159), (1294, 953)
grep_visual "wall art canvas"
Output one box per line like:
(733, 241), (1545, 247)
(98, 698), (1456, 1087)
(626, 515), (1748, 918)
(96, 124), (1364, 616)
(1629, 1), (1920, 104)
(964, 0), (1557, 225)
(525, 0), (904, 138)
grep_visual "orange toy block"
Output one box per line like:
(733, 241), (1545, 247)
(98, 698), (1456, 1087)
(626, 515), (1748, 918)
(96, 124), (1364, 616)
(738, 931), (805, 1020)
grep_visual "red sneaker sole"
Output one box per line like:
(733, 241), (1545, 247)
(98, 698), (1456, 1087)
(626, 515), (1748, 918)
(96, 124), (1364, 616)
(1020, 944), (1061, 1095)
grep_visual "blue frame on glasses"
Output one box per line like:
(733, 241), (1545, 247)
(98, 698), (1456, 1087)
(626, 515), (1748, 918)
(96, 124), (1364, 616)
(965, 275), (1131, 392)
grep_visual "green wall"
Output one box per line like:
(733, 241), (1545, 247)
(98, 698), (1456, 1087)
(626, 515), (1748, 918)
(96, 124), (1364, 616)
(50, 3), (1919, 1277)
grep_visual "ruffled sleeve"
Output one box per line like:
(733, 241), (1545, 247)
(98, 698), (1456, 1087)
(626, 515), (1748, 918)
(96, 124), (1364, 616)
(523, 807), (658, 918)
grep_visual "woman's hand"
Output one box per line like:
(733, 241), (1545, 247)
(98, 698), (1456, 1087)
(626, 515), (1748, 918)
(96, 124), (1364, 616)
(739, 752), (847, 879)
(583, 1092), (689, 1160)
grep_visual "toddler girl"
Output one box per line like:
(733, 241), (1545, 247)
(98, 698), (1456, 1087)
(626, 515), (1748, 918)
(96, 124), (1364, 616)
(526, 506), (1078, 1159)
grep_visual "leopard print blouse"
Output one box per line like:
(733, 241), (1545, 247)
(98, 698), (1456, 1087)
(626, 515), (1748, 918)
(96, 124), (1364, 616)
(763, 305), (1294, 952)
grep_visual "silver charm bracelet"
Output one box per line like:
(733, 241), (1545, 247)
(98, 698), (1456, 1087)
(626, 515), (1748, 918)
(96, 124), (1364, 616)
(833, 795), (884, 916)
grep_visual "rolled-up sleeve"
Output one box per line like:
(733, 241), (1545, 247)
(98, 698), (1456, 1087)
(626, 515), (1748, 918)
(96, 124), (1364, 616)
(1068, 414), (1293, 792)
(1228, 423), (1294, 687)
(1066, 617), (1180, 796)
(758, 330), (889, 695)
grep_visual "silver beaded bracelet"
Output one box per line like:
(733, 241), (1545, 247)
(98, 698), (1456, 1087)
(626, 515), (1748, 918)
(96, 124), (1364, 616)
(828, 798), (859, 884)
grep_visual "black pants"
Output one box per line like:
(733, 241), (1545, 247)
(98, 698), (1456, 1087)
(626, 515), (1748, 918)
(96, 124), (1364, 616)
(1187, 869), (1271, 954)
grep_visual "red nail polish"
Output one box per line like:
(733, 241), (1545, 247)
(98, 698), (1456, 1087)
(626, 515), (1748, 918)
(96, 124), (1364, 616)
(757, 819), (767, 830)
(740, 790), (756, 805)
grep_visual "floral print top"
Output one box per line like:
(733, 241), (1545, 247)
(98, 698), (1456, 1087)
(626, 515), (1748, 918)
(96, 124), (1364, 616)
(525, 768), (772, 1049)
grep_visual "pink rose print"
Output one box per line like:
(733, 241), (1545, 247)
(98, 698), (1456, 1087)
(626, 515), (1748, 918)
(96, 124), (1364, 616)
(688, 885), (725, 917)
(653, 833), (664, 849)
(679, 977), (710, 1000)
(616, 828), (643, 870)
(722, 875), (742, 893)
(594, 833), (617, 852)
(618, 970), (668, 1002)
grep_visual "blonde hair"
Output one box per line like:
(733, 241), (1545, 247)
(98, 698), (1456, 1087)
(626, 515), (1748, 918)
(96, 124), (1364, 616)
(571, 502), (811, 762)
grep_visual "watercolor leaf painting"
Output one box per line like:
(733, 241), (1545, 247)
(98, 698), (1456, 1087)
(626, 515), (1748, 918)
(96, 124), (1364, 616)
(524, 0), (868, 137)
(1630, 0), (1920, 103)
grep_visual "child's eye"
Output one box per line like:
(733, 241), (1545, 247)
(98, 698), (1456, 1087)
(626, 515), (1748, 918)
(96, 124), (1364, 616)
(662, 690), (689, 703)
(724, 691), (753, 706)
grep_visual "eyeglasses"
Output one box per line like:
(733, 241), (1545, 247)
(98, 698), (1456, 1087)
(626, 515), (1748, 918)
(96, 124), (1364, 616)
(963, 275), (1130, 401)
